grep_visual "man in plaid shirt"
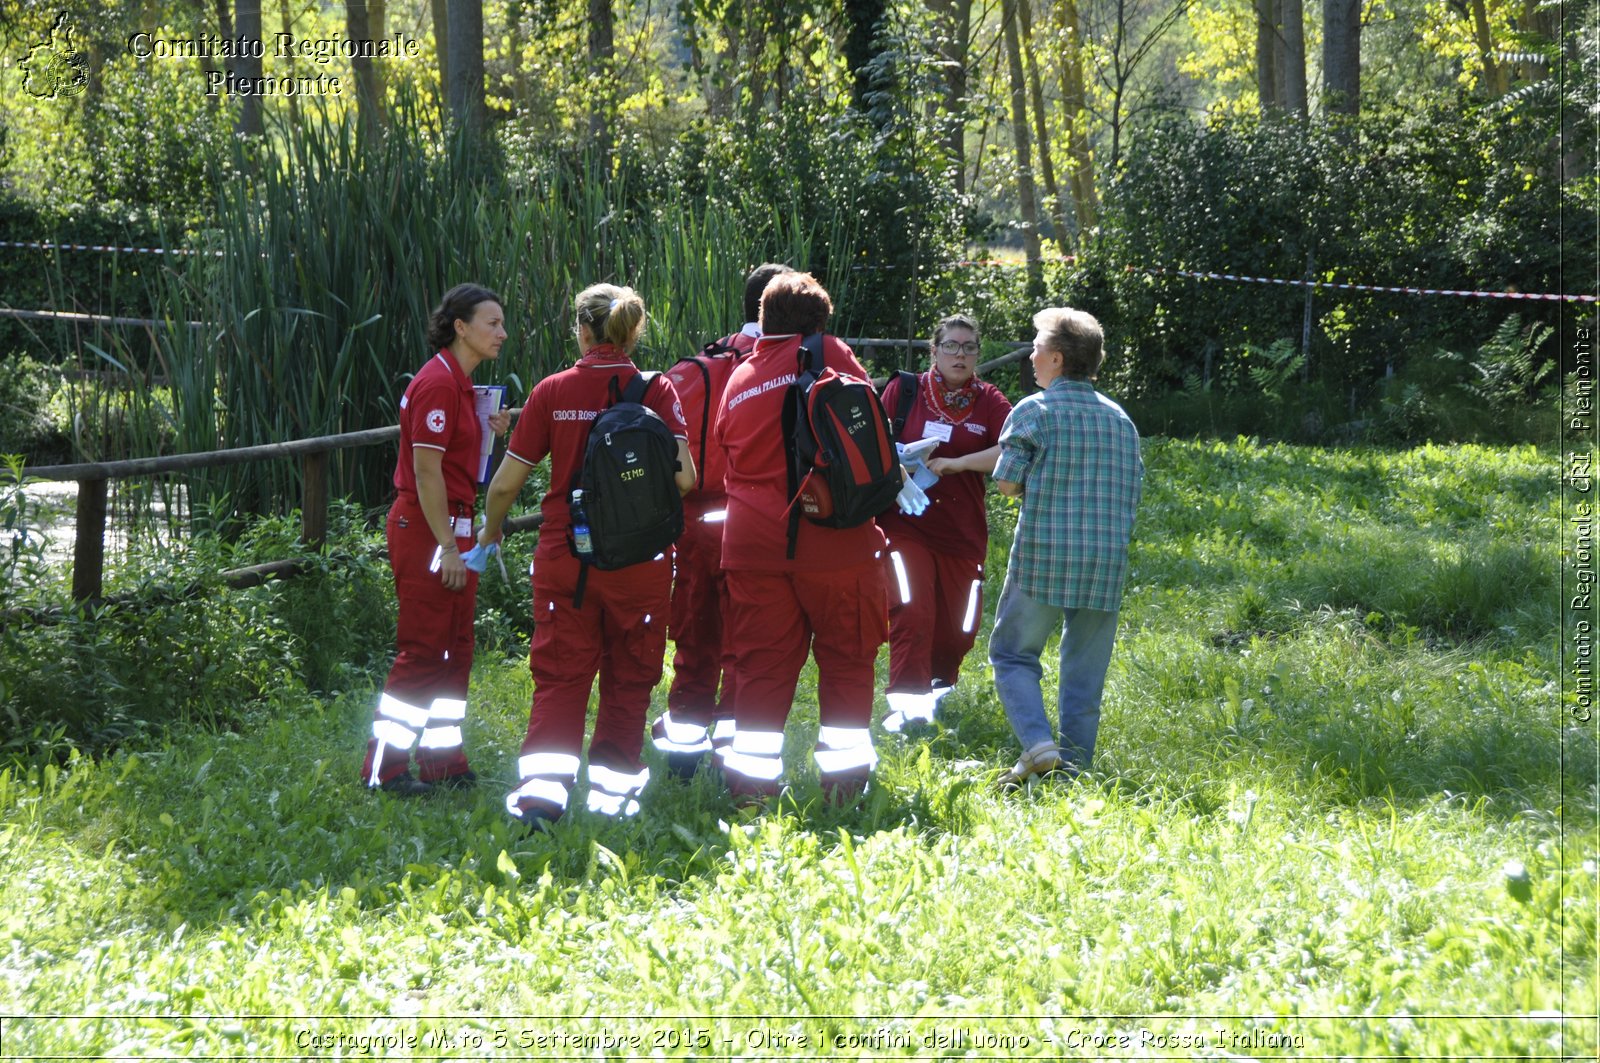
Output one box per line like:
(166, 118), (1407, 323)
(989, 307), (1142, 787)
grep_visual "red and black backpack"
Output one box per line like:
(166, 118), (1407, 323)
(781, 334), (902, 558)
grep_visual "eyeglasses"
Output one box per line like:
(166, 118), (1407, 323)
(936, 341), (981, 355)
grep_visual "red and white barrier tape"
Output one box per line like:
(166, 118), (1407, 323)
(9, 237), (1591, 303)
(854, 255), (1593, 302)
(1136, 265), (1596, 304)
(0, 240), (218, 256)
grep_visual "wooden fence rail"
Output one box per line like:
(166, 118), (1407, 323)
(8, 344), (1029, 605)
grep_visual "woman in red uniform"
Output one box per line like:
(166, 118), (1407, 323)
(477, 284), (695, 825)
(714, 272), (890, 801)
(361, 284), (510, 796)
(652, 262), (792, 776)
(876, 314), (1013, 733)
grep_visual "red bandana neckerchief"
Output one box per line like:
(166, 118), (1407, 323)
(926, 367), (977, 422)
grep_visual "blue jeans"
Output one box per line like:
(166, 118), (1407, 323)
(988, 574), (1120, 769)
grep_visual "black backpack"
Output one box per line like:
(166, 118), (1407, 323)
(570, 372), (684, 604)
(782, 334), (902, 559)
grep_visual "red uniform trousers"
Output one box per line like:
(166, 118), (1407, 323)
(362, 497), (478, 786)
(717, 561), (888, 798)
(656, 497), (738, 762)
(884, 536), (986, 692)
(505, 549), (670, 820)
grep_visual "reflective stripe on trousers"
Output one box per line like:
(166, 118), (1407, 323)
(368, 693), (428, 786)
(505, 751), (581, 817)
(882, 686), (953, 732)
(417, 697), (466, 752)
(652, 709), (712, 755)
(586, 763), (650, 817)
(813, 724), (877, 777)
(716, 727), (785, 783)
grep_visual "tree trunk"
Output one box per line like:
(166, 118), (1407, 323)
(277, 0), (300, 128)
(1321, 0), (1360, 117)
(236, 1), (262, 135)
(1281, 0), (1306, 116)
(346, 1), (386, 132)
(927, 0), (972, 195)
(225, 0), (262, 135)
(1056, 0), (1097, 234)
(1467, 0), (1509, 96)
(587, 0), (614, 158)
(430, 0), (449, 115)
(844, 0), (888, 115)
(1001, 0), (1044, 307)
(508, 0), (524, 111)
(1255, 0), (1279, 111)
(1018, 0), (1068, 252)
(447, 0), (485, 135)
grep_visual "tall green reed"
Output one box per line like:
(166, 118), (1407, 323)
(135, 94), (847, 525)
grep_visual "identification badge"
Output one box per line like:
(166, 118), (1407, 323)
(922, 422), (953, 443)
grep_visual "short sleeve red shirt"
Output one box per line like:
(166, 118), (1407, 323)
(715, 333), (888, 571)
(664, 329), (757, 500)
(505, 344), (690, 561)
(394, 351), (482, 507)
(876, 373), (1013, 561)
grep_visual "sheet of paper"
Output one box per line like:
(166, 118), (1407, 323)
(473, 385), (507, 484)
(895, 437), (941, 491)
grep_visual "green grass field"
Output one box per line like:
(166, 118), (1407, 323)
(1, 439), (1594, 1059)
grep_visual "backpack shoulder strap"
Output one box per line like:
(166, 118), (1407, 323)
(888, 370), (917, 441)
(673, 356), (714, 492)
(619, 371), (655, 406)
(798, 332), (827, 378)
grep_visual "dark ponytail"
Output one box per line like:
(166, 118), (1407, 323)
(427, 283), (504, 350)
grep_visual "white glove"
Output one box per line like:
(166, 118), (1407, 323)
(896, 477), (930, 516)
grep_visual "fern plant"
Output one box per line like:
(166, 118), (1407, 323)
(1461, 314), (1554, 411)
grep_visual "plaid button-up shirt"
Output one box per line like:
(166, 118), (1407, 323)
(993, 378), (1143, 610)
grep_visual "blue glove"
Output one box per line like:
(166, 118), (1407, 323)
(896, 478), (930, 516)
(461, 542), (497, 573)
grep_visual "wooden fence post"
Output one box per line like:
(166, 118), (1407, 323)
(301, 450), (328, 548)
(72, 477), (107, 602)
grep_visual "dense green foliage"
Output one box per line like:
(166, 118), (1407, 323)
(0, 502), (393, 757)
(1086, 103), (1580, 412)
(0, 440), (1589, 1055)
(3, 2), (1584, 487)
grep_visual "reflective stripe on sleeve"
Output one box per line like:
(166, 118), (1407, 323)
(961, 578), (981, 633)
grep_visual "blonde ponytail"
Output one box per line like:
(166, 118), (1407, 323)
(574, 283), (647, 353)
